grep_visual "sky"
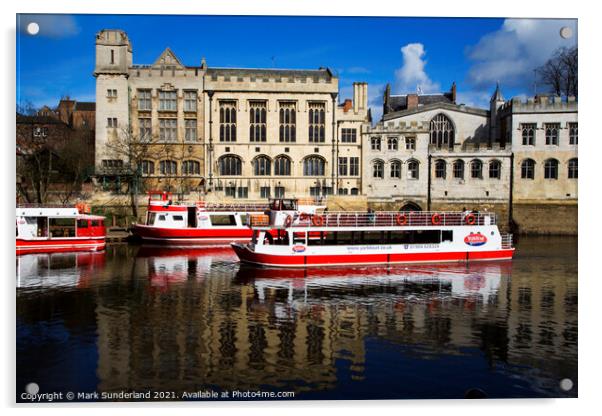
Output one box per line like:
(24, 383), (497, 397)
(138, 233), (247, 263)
(16, 14), (577, 122)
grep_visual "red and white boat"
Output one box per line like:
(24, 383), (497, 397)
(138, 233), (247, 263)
(231, 201), (515, 268)
(131, 191), (324, 246)
(16, 205), (106, 255)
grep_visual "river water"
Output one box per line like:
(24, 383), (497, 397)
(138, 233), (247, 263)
(16, 236), (577, 401)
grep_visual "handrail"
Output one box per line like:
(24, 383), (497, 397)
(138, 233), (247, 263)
(501, 233), (513, 249)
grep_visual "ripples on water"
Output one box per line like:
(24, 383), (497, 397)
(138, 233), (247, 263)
(16, 236), (577, 401)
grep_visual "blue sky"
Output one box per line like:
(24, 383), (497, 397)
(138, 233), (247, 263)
(16, 14), (577, 121)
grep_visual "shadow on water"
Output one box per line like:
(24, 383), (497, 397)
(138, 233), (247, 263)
(16, 236), (577, 401)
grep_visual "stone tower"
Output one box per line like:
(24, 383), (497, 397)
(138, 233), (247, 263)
(489, 82), (505, 146)
(94, 30), (132, 171)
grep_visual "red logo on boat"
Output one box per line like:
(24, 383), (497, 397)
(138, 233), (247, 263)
(292, 245), (306, 253)
(464, 232), (487, 246)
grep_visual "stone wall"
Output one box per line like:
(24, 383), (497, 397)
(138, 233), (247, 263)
(513, 202), (577, 235)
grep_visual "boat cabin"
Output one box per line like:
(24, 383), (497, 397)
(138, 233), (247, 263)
(16, 207), (105, 240)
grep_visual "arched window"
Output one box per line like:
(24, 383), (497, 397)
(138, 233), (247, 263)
(274, 155), (291, 176)
(182, 160), (200, 175)
(350, 188), (359, 195)
(544, 158), (559, 179)
(372, 160), (384, 178)
(521, 159), (535, 179)
(390, 160), (401, 178)
(435, 159), (446, 179)
(489, 160), (501, 179)
(141, 160), (155, 175)
(470, 159), (483, 179)
(219, 155), (242, 176)
(253, 155), (271, 176)
(429, 114), (455, 149)
(303, 156), (325, 176)
(453, 160), (464, 179)
(371, 137), (381, 151)
(159, 160), (177, 175)
(568, 158), (578, 179)
(407, 159), (419, 179)
(387, 137), (398, 151)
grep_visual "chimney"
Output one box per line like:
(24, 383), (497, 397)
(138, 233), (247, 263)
(343, 99), (353, 112)
(451, 82), (457, 103)
(407, 94), (419, 110)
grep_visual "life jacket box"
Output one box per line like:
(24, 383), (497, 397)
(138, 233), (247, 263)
(249, 214), (270, 227)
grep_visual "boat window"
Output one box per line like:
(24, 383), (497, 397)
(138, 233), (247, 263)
(49, 218), (76, 238)
(147, 213), (156, 225)
(307, 230), (443, 246)
(91, 220), (100, 227)
(281, 199), (297, 210)
(77, 219), (89, 228)
(173, 215), (184, 221)
(210, 214), (237, 226)
(442, 230), (453, 242)
(158, 215), (166, 221)
(239, 214), (247, 225)
(293, 232), (306, 244)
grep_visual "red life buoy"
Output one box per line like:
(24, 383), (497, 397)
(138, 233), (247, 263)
(431, 213), (442, 225)
(300, 212), (310, 221)
(312, 215), (324, 226)
(284, 215), (293, 228)
(465, 213), (476, 225)
(396, 213), (408, 226)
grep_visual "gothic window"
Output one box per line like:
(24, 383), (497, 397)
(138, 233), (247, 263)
(545, 123), (560, 146)
(219, 101), (237, 142)
(138, 90), (151, 111)
(338, 157), (348, 176)
(308, 102), (326, 143)
(349, 157), (360, 176)
(544, 158), (559, 179)
(521, 123), (536, 145)
(253, 155), (271, 176)
(219, 155), (242, 176)
(185, 119), (197, 142)
(158, 90), (177, 111)
(470, 159), (483, 179)
(407, 159), (419, 179)
(435, 159), (446, 179)
(159, 160), (177, 175)
(250, 101), (267, 142)
(274, 155), (292, 176)
(387, 137), (398, 151)
(279, 102), (296, 142)
(390, 160), (401, 178)
(521, 159), (535, 179)
(139, 118), (151, 142)
(568, 158), (578, 179)
(429, 114), (455, 149)
(184, 91), (197, 112)
(159, 118), (177, 141)
(182, 160), (201, 175)
(569, 123), (578, 145)
(371, 137), (381, 151)
(141, 160), (154, 175)
(341, 128), (357, 143)
(453, 160), (464, 179)
(372, 160), (384, 178)
(303, 156), (326, 176)
(489, 160), (501, 179)
(107, 118), (117, 128)
(405, 137), (416, 150)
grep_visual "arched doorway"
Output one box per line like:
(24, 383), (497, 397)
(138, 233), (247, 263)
(399, 201), (422, 211)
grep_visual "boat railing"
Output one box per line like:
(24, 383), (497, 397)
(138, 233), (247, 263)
(501, 233), (513, 249)
(17, 203), (74, 209)
(196, 202), (269, 212)
(288, 211), (497, 228)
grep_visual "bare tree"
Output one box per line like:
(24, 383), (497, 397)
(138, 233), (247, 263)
(103, 125), (167, 218)
(537, 46), (578, 98)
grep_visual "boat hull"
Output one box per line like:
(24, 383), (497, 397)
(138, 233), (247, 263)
(16, 237), (106, 255)
(231, 243), (514, 268)
(131, 224), (253, 246)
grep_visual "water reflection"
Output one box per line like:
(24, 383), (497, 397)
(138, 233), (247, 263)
(16, 237), (577, 400)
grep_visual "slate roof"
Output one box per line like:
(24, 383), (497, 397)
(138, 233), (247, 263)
(205, 67), (334, 80)
(74, 102), (96, 111)
(388, 93), (454, 113)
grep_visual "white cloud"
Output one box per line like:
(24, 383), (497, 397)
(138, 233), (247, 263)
(394, 43), (440, 94)
(18, 15), (80, 38)
(466, 18), (577, 90)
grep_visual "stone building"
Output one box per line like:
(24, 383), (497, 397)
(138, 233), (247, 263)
(94, 29), (370, 199)
(363, 83), (577, 233)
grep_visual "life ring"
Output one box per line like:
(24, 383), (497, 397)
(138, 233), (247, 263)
(300, 212), (310, 221)
(396, 213), (408, 226)
(465, 213), (476, 225)
(431, 213), (442, 225)
(284, 215), (293, 228)
(312, 215), (324, 226)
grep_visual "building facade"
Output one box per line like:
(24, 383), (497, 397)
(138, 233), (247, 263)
(94, 29), (370, 199)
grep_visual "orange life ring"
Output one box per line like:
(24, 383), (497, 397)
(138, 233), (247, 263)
(284, 215), (293, 228)
(431, 213), (442, 225)
(300, 212), (310, 221)
(465, 213), (476, 225)
(396, 213), (408, 226)
(312, 215), (324, 226)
